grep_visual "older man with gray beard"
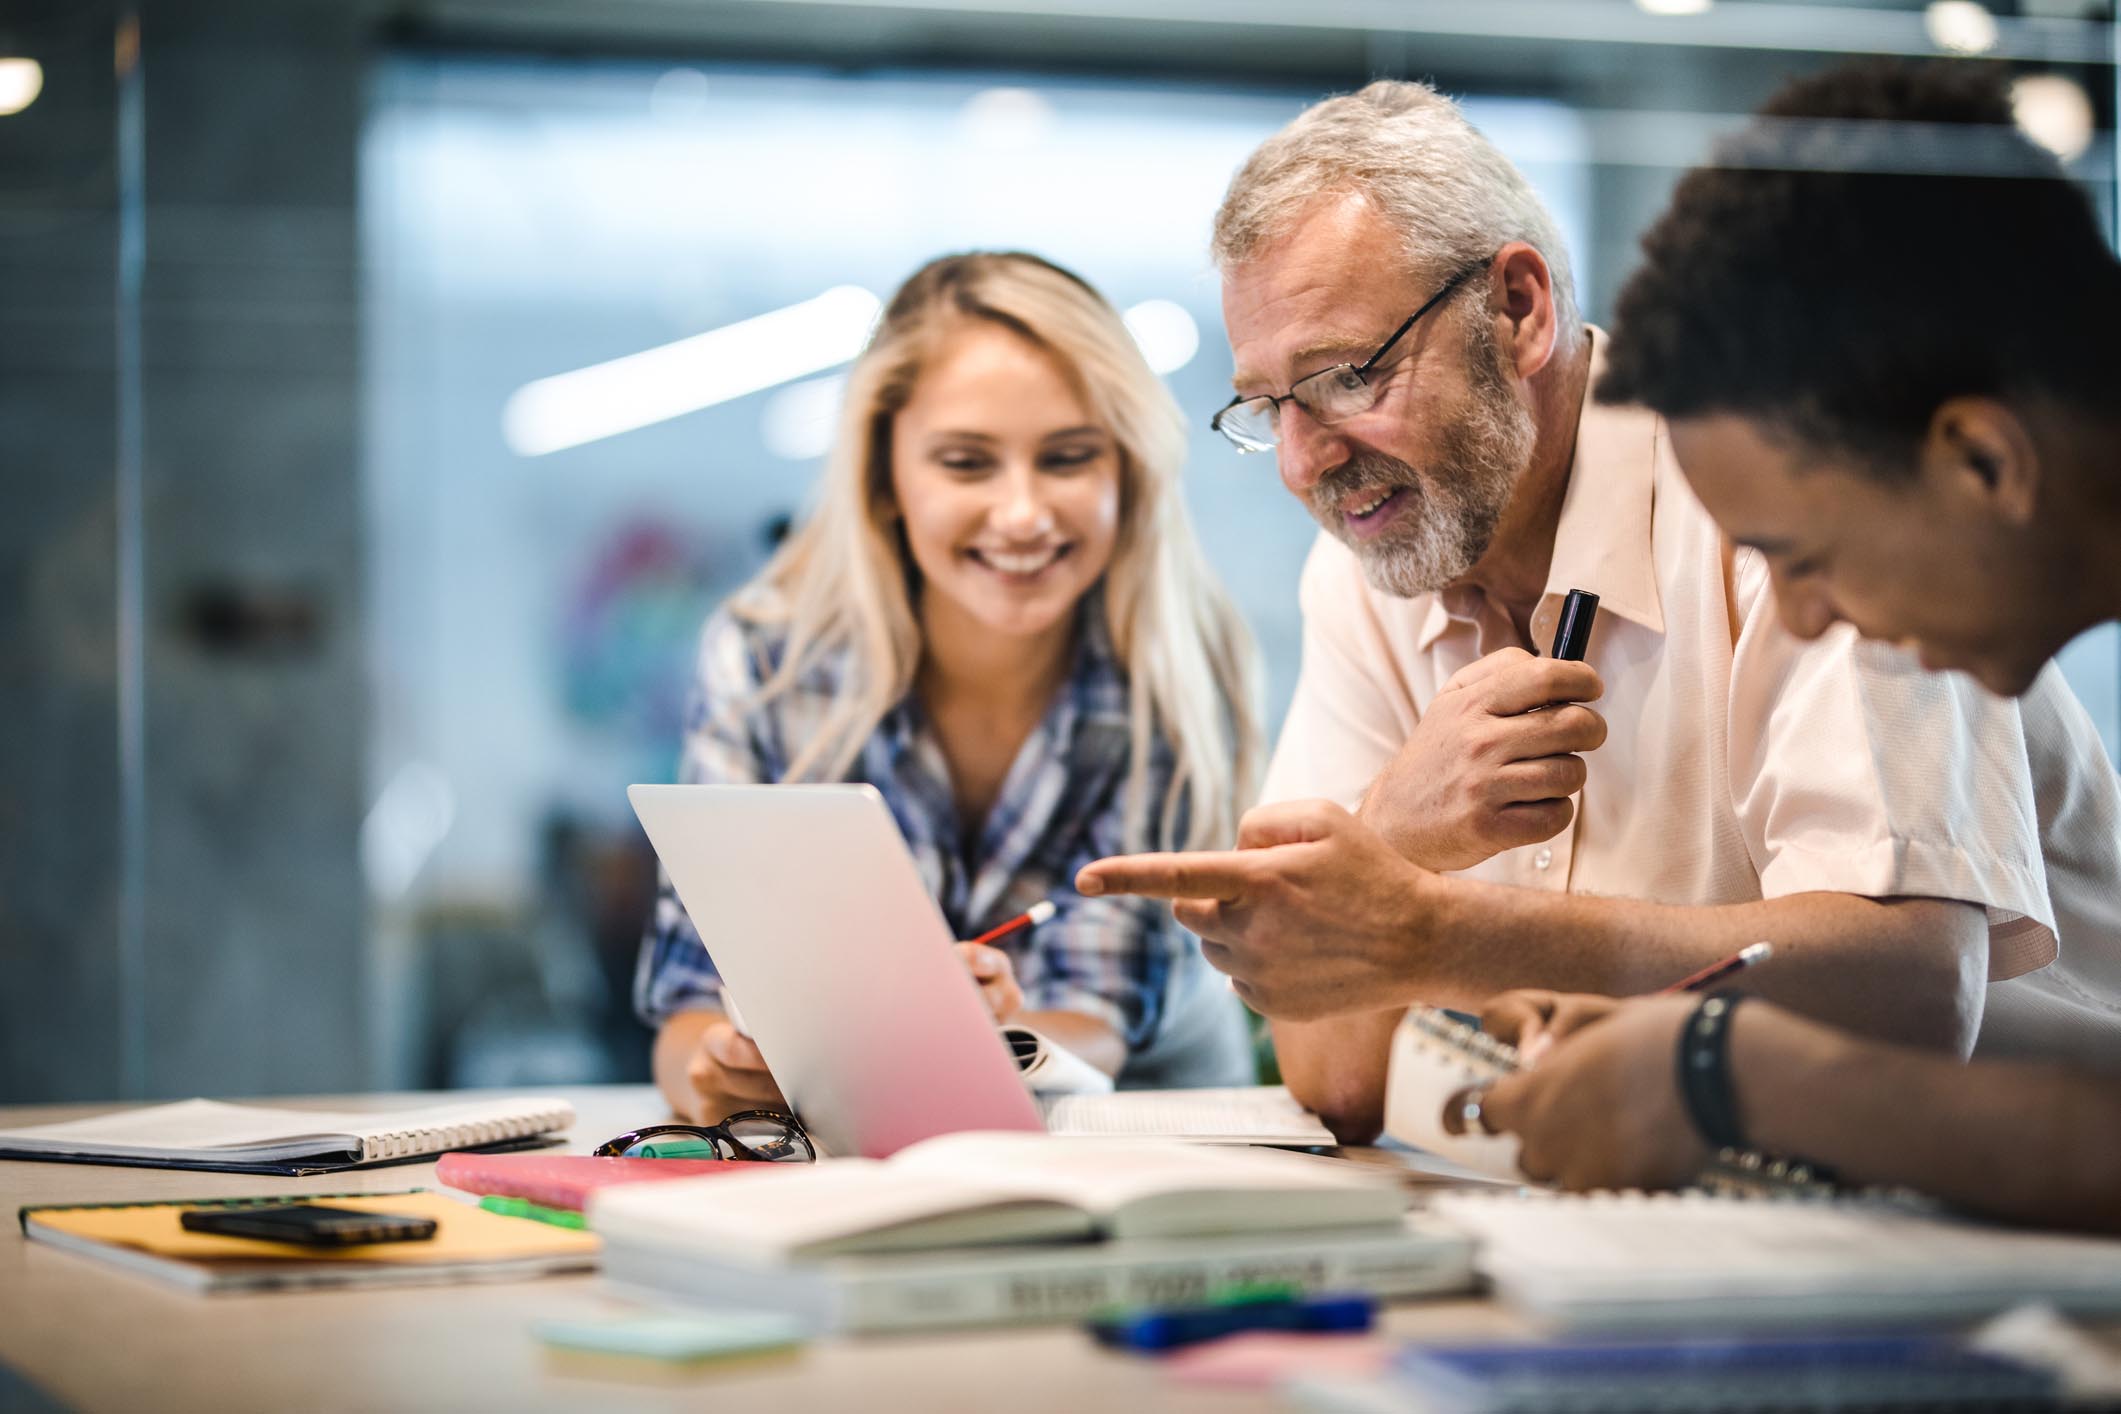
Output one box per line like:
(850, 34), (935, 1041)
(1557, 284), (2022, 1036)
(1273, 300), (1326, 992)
(1077, 79), (2121, 1144)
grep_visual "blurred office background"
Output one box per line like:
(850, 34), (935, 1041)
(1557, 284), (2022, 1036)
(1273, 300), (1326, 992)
(4, 0), (2116, 1104)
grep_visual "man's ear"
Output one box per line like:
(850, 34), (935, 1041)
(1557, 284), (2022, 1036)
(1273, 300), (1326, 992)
(1923, 398), (2040, 527)
(1490, 241), (1558, 382)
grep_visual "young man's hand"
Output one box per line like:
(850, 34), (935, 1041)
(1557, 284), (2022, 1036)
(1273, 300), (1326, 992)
(1479, 988), (1625, 1065)
(1476, 991), (1707, 1190)
(1076, 800), (1436, 1020)
(1360, 648), (1606, 871)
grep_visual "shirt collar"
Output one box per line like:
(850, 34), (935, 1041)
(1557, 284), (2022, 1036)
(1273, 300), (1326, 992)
(1415, 326), (1665, 651)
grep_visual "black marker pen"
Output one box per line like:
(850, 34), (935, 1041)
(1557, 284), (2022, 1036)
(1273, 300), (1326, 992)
(1549, 588), (1599, 661)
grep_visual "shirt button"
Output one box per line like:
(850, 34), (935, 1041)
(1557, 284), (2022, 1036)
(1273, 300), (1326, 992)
(1534, 847), (1553, 871)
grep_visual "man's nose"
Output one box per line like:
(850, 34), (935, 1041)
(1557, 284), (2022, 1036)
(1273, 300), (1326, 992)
(1275, 403), (1350, 497)
(1774, 575), (1841, 641)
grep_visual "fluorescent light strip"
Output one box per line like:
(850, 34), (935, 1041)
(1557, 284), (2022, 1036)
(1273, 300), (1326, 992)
(494, 0), (2110, 64)
(503, 285), (881, 457)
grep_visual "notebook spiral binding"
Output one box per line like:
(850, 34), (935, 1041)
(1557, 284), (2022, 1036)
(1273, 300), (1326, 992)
(1408, 1008), (1523, 1073)
(1406, 1006), (1844, 1199)
(357, 1105), (576, 1163)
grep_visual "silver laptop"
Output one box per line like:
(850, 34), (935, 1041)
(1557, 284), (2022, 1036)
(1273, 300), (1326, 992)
(628, 783), (1332, 1157)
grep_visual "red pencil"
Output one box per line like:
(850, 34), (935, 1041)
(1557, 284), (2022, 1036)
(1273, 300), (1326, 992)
(968, 899), (1056, 948)
(1658, 940), (1773, 995)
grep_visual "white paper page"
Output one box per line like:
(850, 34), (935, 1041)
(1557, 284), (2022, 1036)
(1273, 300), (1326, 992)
(1040, 1086), (1335, 1144)
(890, 1131), (1396, 1214)
(588, 1163), (1088, 1261)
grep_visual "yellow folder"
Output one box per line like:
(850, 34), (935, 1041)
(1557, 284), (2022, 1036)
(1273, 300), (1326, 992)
(26, 1195), (598, 1271)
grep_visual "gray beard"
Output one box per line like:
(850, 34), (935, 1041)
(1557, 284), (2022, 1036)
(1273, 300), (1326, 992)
(1309, 377), (1534, 599)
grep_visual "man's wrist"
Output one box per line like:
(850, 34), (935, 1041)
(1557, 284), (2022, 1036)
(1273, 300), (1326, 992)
(1675, 994), (1750, 1151)
(1380, 863), (1455, 1007)
(1724, 1001), (1860, 1166)
(1356, 791), (1440, 869)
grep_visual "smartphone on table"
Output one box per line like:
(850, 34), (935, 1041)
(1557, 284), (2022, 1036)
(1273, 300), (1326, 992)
(180, 1204), (437, 1246)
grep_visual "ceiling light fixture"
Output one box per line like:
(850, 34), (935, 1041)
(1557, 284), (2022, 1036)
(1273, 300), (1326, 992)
(2011, 73), (2095, 161)
(1123, 299), (1200, 376)
(503, 285), (881, 457)
(1925, 1), (1999, 54)
(0, 57), (43, 116)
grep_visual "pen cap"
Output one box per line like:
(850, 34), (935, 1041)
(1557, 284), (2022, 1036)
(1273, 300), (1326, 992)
(1549, 589), (1599, 661)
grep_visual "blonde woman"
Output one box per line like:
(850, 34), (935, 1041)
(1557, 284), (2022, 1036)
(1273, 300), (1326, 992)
(637, 252), (1264, 1124)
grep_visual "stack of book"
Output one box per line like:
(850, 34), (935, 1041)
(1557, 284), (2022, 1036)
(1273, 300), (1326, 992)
(590, 1131), (1471, 1333)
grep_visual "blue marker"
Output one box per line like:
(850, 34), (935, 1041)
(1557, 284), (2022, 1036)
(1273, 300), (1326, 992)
(1089, 1293), (1374, 1353)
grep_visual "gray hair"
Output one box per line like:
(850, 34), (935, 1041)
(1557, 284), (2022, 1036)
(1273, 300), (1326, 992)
(1213, 80), (1580, 331)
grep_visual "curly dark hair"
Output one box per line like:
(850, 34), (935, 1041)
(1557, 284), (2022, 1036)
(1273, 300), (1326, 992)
(1598, 59), (2121, 477)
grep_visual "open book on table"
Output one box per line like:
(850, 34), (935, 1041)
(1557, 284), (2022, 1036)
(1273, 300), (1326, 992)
(590, 1131), (1406, 1263)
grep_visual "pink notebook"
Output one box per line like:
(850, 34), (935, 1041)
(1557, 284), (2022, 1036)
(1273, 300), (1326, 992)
(435, 1152), (753, 1211)
(1164, 1333), (1391, 1388)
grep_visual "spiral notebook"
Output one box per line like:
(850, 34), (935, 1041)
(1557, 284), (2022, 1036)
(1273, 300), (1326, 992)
(1433, 1189), (2121, 1332)
(0, 1097), (574, 1175)
(1382, 1007), (1528, 1180)
(1382, 1008), (1836, 1195)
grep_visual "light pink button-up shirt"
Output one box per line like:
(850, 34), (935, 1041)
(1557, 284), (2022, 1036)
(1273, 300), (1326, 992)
(1263, 333), (2121, 1068)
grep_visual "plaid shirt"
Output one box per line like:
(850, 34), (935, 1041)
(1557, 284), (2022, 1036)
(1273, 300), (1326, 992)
(634, 594), (1234, 1068)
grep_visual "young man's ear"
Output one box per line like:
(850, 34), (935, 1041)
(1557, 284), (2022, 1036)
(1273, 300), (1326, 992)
(1922, 398), (2040, 527)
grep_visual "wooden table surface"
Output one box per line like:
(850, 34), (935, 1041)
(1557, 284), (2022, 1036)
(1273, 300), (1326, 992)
(0, 1086), (1519, 1413)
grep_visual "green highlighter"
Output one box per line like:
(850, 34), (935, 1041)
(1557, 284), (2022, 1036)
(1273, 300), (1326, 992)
(478, 1195), (588, 1230)
(628, 1137), (726, 1158)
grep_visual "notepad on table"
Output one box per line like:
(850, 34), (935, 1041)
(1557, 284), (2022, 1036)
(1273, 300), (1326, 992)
(1380, 1008), (1530, 1181)
(1433, 1189), (2121, 1331)
(19, 1190), (600, 1293)
(0, 1097), (574, 1175)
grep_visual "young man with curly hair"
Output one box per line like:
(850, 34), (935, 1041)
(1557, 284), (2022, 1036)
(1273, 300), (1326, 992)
(1474, 60), (2121, 1230)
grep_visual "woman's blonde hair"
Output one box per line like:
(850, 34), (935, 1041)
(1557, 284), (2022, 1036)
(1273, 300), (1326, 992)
(732, 251), (1262, 852)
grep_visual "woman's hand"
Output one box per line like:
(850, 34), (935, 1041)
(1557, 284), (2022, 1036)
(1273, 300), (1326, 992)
(675, 1015), (788, 1123)
(1475, 992), (1707, 1192)
(956, 942), (1025, 1023)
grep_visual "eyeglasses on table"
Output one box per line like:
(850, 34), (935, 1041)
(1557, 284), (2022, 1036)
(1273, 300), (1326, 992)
(592, 1109), (816, 1162)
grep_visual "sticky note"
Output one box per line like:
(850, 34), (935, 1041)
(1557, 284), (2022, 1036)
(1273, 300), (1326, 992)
(535, 1312), (810, 1367)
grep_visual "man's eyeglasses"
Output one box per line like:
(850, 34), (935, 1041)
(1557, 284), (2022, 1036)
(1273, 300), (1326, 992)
(1210, 255), (1491, 454)
(593, 1110), (816, 1162)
